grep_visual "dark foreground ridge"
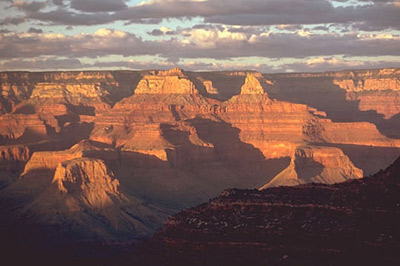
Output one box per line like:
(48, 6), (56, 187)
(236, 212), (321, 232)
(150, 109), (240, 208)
(134, 157), (400, 266)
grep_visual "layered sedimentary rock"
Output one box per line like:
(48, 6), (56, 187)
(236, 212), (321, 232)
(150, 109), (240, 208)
(332, 69), (400, 119)
(1, 67), (400, 245)
(24, 157), (166, 240)
(261, 145), (363, 188)
(265, 68), (400, 139)
(135, 68), (197, 94)
(240, 74), (265, 94)
(139, 157), (400, 266)
(0, 114), (48, 143)
(1, 140), (169, 241)
(21, 140), (117, 176)
(0, 145), (30, 187)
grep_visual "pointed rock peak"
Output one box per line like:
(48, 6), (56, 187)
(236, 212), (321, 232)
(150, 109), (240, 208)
(240, 74), (265, 95)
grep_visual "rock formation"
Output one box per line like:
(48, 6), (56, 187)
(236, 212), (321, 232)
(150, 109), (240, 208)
(24, 157), (166, 240)
(240, 74), (265, 94)
(265, 68), (400, 138)
(135, 68), (197, 94)
(261, 145), (363, 188)
(137, 156), (400, 266)
(0, 67), (400, 247)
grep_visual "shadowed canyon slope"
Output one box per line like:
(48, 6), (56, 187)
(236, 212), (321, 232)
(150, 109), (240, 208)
(1, 67), (400, 242)
(138, 156), (400, 266)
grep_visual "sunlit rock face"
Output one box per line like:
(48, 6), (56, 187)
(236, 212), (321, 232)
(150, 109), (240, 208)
(332, 69), (400, 119)
(261, 145), (363, 188)
(0, 67), (400, 243)
(265, 68), (400, 139)
(135, 68), (198, 94)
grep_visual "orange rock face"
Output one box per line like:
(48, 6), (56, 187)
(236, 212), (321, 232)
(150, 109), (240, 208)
(261, 145), (363, 188)
(1, 67), (400, 241)
(135, 68), (197, 94)
(266, 69), (400, 132)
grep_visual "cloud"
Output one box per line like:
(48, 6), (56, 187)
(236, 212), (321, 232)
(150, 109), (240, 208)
(148, 27), (176, 36)
(5, 55), (397, 73)
(0, 57), (84, 70)
(1, 0), (399, 31)
(0, 1), (398, 72)
(282, 56), (400, 72)
(11, 0), (47, 12)
(0, 29), (169, 59)
(27, 27), (43, 33)
(0, 56), (281, 73)
(170, 27), (400, 59)
(0, 28), (399, 61)
(52, 0), (64, 6)
(0, 16), (25, 25)
(70, 0), (128, 13)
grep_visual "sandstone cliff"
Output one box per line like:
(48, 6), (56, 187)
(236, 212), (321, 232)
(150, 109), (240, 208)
(265, 68), (400, 138)
(261, 145), (363, 188)
(135, 68), (197, 94)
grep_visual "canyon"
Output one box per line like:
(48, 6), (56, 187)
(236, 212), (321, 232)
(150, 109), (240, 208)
(0, 67), (400, 260)
(139, 155), (400, 266)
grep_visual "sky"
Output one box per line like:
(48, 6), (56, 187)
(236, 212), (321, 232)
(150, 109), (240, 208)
(0, 0), (399, 73)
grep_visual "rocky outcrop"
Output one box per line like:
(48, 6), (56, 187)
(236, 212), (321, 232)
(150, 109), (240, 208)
(1, 67), (400, 247)
(20, 157), (169, 241)
(21, 140), (118, 176)
(332, 69), (400, 119)
(0, 114), (48, 143)
(135, 68), (197, 94)
(266, 68), (400, 121)
(240, 74), (265, 95)
(138, 157), (400, 266)
(261, 145), (363, 188)
(51, 158), (123, 209)
(0, 145), (30, 187)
